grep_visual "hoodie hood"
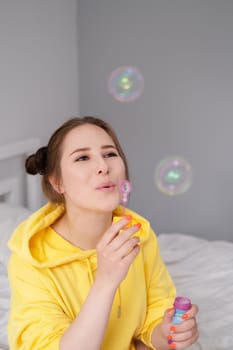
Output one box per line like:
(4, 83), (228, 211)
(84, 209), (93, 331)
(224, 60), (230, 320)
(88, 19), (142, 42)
(8, 202), (151, 269)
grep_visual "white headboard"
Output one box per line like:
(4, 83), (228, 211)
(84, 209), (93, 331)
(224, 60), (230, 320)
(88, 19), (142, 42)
(0, 138), (42, 211)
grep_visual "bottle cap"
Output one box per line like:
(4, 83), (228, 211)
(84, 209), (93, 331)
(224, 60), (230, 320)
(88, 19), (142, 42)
(173, 296), (191, 311)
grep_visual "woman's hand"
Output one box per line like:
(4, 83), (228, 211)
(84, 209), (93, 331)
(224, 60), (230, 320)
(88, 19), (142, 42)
(153, 304), (199, 349)
(95, 215), (140, 291)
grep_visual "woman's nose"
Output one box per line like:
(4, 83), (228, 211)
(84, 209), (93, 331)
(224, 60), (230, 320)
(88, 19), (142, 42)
(96, 158), (109, 175)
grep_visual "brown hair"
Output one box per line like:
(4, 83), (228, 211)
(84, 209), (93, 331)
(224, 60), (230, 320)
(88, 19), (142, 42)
(25, 116), (129, 203)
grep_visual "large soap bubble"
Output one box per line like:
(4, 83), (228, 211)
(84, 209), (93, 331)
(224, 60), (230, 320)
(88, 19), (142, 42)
(108, 66), (144, 102)
(155, 156), (193, 196)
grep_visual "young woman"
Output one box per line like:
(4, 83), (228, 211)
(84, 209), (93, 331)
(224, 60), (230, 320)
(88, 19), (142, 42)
(8, 116), (199, 350)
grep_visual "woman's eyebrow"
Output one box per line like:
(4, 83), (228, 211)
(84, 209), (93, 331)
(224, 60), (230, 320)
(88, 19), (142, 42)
(69, 145), (116, 156)
(101, 145), (117, 150)
(70, 147), (90, 156)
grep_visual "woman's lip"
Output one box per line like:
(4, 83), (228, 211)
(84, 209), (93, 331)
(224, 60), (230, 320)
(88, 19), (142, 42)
(96, 182), (116, 190)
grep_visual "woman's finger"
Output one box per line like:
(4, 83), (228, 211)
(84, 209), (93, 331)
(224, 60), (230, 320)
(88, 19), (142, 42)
(97, 215), (132, 248)
(184, 304), (199, 319)
(107, 224), (141, 252)
(170, 324), (198, 342)
(169, 328), (199, 349)
(113, 236), (140, 260)
(120, 242), (140, 266)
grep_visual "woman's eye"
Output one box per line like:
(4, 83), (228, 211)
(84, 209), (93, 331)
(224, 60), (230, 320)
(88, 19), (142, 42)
(104, 152), (118, 158)
(75, 155), (89, 161)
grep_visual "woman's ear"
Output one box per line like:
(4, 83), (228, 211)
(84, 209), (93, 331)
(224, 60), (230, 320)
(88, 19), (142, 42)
(48, 175), (64, 194)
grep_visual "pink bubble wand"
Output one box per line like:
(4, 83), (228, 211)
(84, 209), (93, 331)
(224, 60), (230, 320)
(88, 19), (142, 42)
(119, 180), (131, 216)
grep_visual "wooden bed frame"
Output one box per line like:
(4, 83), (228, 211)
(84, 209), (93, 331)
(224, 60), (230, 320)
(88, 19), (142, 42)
(0, 138), (42, 211)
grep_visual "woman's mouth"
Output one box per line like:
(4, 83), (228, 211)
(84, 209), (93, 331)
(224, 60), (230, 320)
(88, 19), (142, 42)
(96, 182), (116, 191)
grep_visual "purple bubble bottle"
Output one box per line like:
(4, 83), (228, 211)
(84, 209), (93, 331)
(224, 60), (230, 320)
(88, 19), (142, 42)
(173, 296), (191, 324)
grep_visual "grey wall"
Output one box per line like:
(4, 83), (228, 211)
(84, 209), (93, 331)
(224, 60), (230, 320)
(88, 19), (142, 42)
(77, 0), (233, 241)
(0, 0), (80, 145)
(1, 1), (232, 241)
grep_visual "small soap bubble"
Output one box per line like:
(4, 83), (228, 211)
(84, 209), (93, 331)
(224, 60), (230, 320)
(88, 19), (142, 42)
(108, 66), (144, 102)
(155, 156), (193, 196)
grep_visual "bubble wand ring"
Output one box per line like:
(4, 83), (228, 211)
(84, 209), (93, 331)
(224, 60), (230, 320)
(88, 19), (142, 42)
(119, 180), (131, 216)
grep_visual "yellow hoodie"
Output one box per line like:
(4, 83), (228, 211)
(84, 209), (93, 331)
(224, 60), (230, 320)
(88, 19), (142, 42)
(8, 203), (176, 350)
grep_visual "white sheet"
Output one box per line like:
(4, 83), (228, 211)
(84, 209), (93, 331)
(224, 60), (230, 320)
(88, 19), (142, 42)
(158, 233), (233, 350)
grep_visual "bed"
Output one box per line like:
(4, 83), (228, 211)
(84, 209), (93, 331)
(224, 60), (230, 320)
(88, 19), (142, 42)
(0, 139), (233, 350)
(158, 233), (233, 350)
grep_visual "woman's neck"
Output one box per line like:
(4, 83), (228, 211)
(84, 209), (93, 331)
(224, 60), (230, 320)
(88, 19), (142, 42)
(59, 208), (113, 250)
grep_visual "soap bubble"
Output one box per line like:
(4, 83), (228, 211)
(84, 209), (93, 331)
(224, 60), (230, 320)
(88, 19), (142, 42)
(108, 66), (144, 102)
(155, 156), (193, 196)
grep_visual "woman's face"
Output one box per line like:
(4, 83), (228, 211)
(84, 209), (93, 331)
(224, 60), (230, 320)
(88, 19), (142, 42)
(57, 124), (126, 213)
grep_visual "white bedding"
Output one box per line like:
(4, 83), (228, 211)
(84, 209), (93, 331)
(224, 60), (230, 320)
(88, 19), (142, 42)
(158, 233), (233, 350)
(0, 204), (233, 350)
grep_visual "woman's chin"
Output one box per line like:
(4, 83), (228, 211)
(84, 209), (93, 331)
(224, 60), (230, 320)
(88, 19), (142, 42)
(97, 199), (121, 213)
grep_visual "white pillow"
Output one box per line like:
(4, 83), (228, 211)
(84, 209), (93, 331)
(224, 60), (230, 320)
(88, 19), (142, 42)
(0, 203), (31, 349)
(0, 203), (31, 268)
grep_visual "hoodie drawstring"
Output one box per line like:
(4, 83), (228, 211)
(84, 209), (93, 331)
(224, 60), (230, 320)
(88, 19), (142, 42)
(86, 259), (94, 284)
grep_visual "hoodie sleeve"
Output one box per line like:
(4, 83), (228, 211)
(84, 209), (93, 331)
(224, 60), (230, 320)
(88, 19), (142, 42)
(137, 228), (176, 349)
(8, 254), (71, 350)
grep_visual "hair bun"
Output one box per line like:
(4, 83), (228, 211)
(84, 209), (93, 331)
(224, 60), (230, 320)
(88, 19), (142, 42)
(25, 146), (48, 175)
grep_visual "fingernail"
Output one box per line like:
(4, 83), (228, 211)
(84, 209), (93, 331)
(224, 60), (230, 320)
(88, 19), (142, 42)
(182, 313), (189, 320)
(170, 326), (176, 332)
(167, 335), (173, 340)
(124, 215), (132, 221)
(168, 307), (174, 314)
(169, 344), (176, 349)
(135, 223), (141, 229)
(168, 339), (173, 344)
